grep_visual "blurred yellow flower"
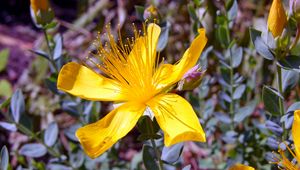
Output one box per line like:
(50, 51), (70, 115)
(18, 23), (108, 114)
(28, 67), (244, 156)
(273, 110), (300, 169)
(57, 23), (207, 158)
(30, 0), (49, 15)
(267, 0), (287, 37)
(229, 164), (255, 170)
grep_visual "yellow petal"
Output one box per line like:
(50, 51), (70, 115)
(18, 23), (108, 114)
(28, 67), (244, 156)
(128, 23), (161, 72)
(154, 29), (207, 90)
(57, 62), (125, 101)
(76, 102), (145, 158)
(292, 110), (300, 160)
(267, 0), (287, 37)
(229, 164), (255, 170)
(147, 93), (206, 146)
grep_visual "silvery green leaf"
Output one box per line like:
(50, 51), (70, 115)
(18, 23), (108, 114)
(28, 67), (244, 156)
(232, 47), (243, 68)
(53, 34), (63, 60)
(44, 122), (59, 147)
(215, 112), (231, 124)
(19, 143), (47, 158)
(233, 84), (246, 100)
(161, 143), (183, 164)
(64, 124), (80, 142)
(10, 89), (25, 123)
(47, 164), (72, 170)
(227, 0), (238, 20)
(182, 165), (191, 170)
(0, 121), (17, 132)
(282, 69), (299, 92)
(222, 131), (238, 144)
(0, 146), (9, 170)
(249, 28), (274, 60)
(234, 100), (257, 123)
(157, 22), (170, 52)
(287, 102), (300, 112)
(70, 150), (84, 168)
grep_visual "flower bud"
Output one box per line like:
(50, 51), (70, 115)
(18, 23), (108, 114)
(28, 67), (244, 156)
(177, 65), (205, 91)
(268, 0), (287, 37)
(30, 0), (54, 26)
(143, 5), (159, 20)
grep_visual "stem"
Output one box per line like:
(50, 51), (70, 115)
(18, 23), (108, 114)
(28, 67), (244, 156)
(147, 118), (164, 170)
(150, 138), (164, 170)
(15, 123), (61, 158)
(277, 65), (286, 140)
(277, 66), (284, 116)
(42, 29), (58, 72)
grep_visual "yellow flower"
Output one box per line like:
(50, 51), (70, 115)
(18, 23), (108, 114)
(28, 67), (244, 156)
(229, 164), (255, 170)
(267, 0), (287, 37)
(272, 110), (300, 169)
(30, 0), (49, 15)
(57, 23), (207, 158)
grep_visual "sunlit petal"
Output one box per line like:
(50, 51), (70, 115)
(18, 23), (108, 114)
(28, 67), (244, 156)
(76, 102), (145, 158)
(267, 0), (287, 37)
(229, 164), (255, 170)
(292, 110), (300, 160)
(154, 28), (207, 90)
(57, 62), (126, 101)
(147, 93), (206, 146)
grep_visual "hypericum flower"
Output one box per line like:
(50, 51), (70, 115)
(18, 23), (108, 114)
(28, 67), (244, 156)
(271, 110), (300, 169)
(228, 164), (255, 170)
(268, 0), (287, 37)
(57, 23), (207, 158)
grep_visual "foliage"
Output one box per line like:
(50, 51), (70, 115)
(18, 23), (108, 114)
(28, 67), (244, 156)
(1, 0), (300, 169)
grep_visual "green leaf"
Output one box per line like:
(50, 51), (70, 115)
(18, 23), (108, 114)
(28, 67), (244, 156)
(53, 34), (63, 60)
(137, 116), (161, 141)
(19, 143), (47, 158)
(157, 22), (170, 52)
(234, 100), (257, 122)
(69, 150), (84, 168)
(287, 102), (300, 112)
(44, 122), (58, 147)
(188, 4), (198, 21)
(161, 143), (183, 164)
(10, 89), (25, 123)
(281, 69), (299, 92)
(135, 5), (145, 21)
(0, 145), (9, 170)
(232, 47), (243, 68)
(0, 121), (17, 132)
(250, 28), (274, 60)
(0, 80), (12, 98)
(227, 0), (238, 20)
(233, 84), (246, 100)
(142, 145), (159, 170)
(277, 55), (300, 71)
(0, 49), (9, 72)
(29, 49), (50, 61)
(262, 86), (283, 115)
(217, 26), (230, 47)
(182, 165), (191, 170)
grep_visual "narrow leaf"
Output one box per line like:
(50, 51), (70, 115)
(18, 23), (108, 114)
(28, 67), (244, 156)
(44, 122), (59, 147)
(19, 143), (47, 158)
(10, 89), (25, 123)
(0, 146), (9, 170)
